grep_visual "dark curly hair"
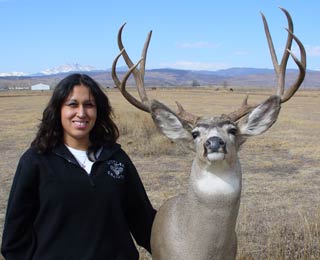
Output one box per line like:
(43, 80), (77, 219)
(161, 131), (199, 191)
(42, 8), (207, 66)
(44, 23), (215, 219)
(31, 73), (119, 154)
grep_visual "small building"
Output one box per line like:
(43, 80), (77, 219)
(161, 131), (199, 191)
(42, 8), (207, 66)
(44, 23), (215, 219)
(31, 83), (50, 91)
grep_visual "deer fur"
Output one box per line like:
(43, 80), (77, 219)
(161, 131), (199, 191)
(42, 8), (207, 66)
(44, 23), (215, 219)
(150, 96), (281, 260)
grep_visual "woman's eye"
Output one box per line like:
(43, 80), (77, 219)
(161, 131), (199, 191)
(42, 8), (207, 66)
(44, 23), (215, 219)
(228, 128), (237, 136)
(84, 103), (94, 108)
(67, 102), (77, 107)
(192, 131), (200, 139)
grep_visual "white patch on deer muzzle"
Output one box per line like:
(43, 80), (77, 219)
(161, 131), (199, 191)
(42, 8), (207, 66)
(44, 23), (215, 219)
(207, 152), (225, 161)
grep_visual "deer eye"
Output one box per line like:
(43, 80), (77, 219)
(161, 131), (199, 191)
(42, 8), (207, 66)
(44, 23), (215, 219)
(228, 128), (238, 136)
(191, 131), (200, 139)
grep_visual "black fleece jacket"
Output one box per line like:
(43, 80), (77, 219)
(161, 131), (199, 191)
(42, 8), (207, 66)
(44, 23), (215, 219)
(1, 143), (156, 260)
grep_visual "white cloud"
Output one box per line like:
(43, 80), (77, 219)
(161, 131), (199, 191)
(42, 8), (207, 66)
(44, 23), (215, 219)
(305, 45), (320, 57)
(286, 44), (320, 61)
(234, 50), (249, 56)
(176, 41), (220, 49)
(158, 61), (229, 71)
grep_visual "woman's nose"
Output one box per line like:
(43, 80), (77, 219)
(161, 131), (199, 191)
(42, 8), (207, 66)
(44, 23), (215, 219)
(77, 106), (86, 117)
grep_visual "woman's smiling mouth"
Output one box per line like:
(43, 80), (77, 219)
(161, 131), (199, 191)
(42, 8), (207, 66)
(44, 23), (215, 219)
(73, 120), (89, 129)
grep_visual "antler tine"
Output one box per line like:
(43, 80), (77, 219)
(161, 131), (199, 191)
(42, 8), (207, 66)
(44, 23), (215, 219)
(117, 23), (134, 68)
(260, 12), (280, 76)
(281, 29), (306, 103)
(112, 51), (149, 112)
(175, 101), (199, 125)
(261, 7), (294, 97)
(112, 23), (200, 125)
(140, 30), (153, 81)
(140, 30), (200, 125)
(111, 23), (151, 113)
(227, 8), (306, 122)
(118, 23), (151, 105)
(111, 50), (123, 88)
(226, 95), (257, 122)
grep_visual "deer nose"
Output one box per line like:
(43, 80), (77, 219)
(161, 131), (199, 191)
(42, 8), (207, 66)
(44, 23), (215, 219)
(205, 137), (226, 153)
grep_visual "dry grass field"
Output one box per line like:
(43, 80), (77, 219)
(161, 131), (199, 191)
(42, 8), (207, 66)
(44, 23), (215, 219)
(0, 87), (319, 259)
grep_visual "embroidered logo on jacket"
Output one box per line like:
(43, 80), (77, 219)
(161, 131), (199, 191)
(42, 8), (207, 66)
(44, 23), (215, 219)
(106, 160), (125, 179)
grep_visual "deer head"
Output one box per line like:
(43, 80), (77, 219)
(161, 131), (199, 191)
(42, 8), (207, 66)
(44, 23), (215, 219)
(112, 8), (306, 167)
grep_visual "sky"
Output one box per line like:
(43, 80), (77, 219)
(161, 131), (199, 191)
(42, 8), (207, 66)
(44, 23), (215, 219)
(0, 0), (319, 74)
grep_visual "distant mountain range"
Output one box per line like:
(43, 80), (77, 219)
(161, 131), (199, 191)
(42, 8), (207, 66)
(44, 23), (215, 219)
(0, 63), (99, 77)
(39, 63), (98, 76)
(0, 63), (319, 90)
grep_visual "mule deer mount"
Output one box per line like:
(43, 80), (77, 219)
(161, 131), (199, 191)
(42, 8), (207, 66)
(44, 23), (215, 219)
(112, 7), (306, 260)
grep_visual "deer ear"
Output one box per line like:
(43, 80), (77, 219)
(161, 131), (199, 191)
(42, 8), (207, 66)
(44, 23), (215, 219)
(150, 100), (193, 142)
(238, 96), (281, 136)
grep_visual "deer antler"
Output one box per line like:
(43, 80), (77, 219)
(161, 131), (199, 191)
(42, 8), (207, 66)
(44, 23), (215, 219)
(111, 23), (151, 112)
(228, 7), (306, 122)
(112, 23), (199, 124)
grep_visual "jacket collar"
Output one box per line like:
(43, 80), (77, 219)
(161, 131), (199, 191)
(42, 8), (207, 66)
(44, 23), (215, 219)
(98, 143), (121, 161)
(52, 143), (121, 163)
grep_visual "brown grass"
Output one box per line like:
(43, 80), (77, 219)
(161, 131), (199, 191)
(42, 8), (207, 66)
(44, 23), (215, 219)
(0, 88), (319, 259)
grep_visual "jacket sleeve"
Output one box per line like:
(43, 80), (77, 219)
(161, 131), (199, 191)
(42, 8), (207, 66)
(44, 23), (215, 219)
(1, 150), (38, 260)
(123, 153), (157, 254)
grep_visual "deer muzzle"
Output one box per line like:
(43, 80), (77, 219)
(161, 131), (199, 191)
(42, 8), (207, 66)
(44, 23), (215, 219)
(204, 136), (227, 154)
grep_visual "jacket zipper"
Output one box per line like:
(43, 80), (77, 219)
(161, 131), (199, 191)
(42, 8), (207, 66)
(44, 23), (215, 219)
(68, 159), (96, 187)
(62, 157), (96, 188)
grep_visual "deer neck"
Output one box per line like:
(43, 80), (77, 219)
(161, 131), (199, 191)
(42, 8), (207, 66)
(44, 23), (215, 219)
(188, 157), (242, 207)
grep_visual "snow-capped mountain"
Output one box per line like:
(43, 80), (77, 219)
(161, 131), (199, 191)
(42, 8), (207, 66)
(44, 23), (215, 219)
(40, 63), (99, 75)
(0, 71), (28, 77)
(0, 63), (102, 77)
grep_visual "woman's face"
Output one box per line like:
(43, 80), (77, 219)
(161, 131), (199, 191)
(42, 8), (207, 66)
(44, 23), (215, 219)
(61, 84), (97, 150)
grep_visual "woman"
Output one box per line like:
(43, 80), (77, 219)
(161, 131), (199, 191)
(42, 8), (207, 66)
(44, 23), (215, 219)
(1, 74), (156, 260)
